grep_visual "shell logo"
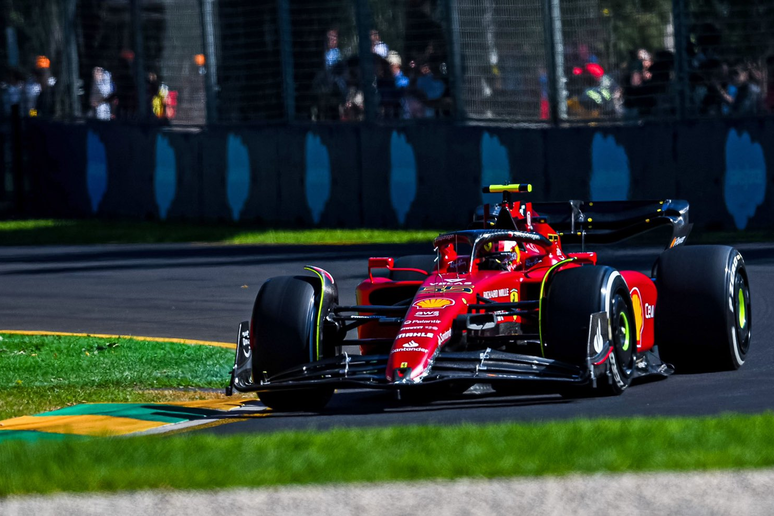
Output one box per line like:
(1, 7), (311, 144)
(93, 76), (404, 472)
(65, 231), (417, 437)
(413, 298), (455, 309)
(629, 287), (644, 342)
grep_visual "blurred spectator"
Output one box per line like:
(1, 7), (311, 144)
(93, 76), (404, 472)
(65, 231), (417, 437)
(375, 55), (400, 119)
(23, 73), (42, 115)
(649, 50), (676, 117)
(388, 51), (409, 89)
(325, 29), (342, 70)
(113, 50), (137, 119)
(312, 28), (348, 120)
(729, 63), (762, 115)
(340, 56), (364, 121)
(34, 67), (57, 118)
(622, 48), (652, 118)
(386, 50), (425, 119)
(370, 30), (389, 59)
(696, 58), (731, 116)
(89, 66), (114, 120)
(539, 67), (549, 120)
(567, 63), (620, 118)
(1, 69), (25, 118)
(415, 59), (448, 118)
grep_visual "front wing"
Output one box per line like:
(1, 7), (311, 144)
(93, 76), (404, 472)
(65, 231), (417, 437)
(226, 313), (672, 396)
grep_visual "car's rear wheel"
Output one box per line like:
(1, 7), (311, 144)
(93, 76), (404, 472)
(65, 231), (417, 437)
(654, 245), (751, 372)
(542, 265), (636, 396)
(252, 275), (334, 411)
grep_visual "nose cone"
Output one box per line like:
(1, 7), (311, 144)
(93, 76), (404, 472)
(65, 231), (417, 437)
(386, 295), (461, 382)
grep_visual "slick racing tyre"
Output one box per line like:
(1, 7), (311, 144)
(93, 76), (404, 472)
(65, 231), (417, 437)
(654, 245), (751, 372)
(252, 275), (333, 411)
(543, 265), (636, 396)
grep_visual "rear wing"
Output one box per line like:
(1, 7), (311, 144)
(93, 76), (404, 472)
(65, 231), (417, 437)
(473, 199), (691, 248)
(532, 199), (692, 247)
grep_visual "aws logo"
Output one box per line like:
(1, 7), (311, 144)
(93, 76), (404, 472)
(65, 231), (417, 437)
(413, 298), (455, 309)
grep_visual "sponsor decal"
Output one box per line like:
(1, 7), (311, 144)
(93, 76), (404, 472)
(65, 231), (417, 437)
(527, 210), (532, 227)
(241, 330), (251, 357)
(400, 362), (408, 368)
(397, 332), (434, 339)
(525, 243), (541, 254)
(518, 232), (545, 242)
(414, 298), (455, 309)
(391, 342), (429, 354)
(483, 288), (511, 299)
(428, 279), (472, 285)
(670, 236), (686, 248)
(547, 233), (559, 243)
(434, 234), (458, 246)
(645, 303), (654, 319)
(419, 285), (473, 294)
(525, 256), (542, 268)
(404, 319), (442, 325)
(593, 317), (604, 353)
(402, 325), (439, 331)
(510, 289), (519, 302)
(414, 311), (441, 318)
(437, 329), (452, 345)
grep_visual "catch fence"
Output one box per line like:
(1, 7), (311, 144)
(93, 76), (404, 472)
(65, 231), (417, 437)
(0, 0), (772, 126)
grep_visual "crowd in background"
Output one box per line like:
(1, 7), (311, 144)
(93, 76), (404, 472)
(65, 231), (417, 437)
(563, 22), (773, 120)
(3, 14), (774, 124)
(0, 55), (178, 124)
(311, 27), (452, 121)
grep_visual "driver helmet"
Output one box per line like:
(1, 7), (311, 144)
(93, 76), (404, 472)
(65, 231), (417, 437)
(479, 240), (521, 271)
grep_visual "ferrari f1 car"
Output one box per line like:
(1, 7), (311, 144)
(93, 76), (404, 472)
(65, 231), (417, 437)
(226, 184), (752, 411)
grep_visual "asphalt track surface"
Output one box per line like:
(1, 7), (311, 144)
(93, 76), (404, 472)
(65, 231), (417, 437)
(1, 240), (772, 434)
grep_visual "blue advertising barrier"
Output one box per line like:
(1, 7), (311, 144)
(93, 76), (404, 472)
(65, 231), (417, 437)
(22, 118), (774, 231)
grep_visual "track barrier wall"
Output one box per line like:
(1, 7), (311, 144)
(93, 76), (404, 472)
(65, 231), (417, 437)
(23, 117), (774, 231)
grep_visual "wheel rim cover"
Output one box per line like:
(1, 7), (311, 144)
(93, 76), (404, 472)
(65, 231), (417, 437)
(737, 287), (746, 329)
(618, 311), (631, 352)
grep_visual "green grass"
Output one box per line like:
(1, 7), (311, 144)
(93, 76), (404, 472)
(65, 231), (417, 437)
(0, 218), (768, 247)
(1, 413), (773, 495)
(0, 333), (234, 420)
(0, 219), (445, 246)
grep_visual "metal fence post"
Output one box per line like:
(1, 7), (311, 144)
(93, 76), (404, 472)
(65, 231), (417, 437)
(355, 0), (376, 122)
(444, 0), (465, 120)
(62, 0), (81, 118)
(200, 0), (219, 124)
(277, 0), (296, 122)
(542, 0), (567, 124)
(672, 0), (688, 120)
(130, 0), (148, 119)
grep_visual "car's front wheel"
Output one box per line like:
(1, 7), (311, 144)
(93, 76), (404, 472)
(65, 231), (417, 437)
(251, 275), (334, 411)
(542, 265), (636, 396)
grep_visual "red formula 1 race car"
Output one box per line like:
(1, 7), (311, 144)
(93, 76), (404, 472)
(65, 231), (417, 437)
(227, 184), (752, 411)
